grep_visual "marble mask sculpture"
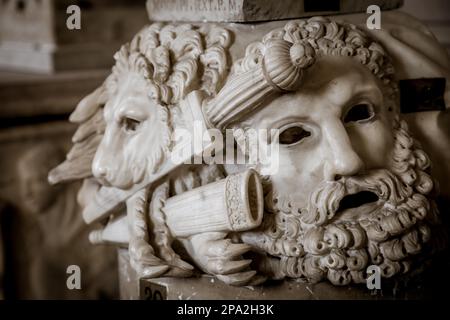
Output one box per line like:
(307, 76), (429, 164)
(50, 17), (446, 287)
(203, 18), (445, 285)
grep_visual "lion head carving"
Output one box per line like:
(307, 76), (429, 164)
(92, 23), (231, 189)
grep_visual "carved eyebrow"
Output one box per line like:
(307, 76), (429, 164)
(326, 81), (383, 110)
(116, 99), (148, 119)
(271, 116), (312, 128)
(117, 107), (147, 121)
(349, 85), (383, 106)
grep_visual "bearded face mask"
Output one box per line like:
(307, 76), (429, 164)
(240, 116), (442, 285)
(210, 18), (446, 285)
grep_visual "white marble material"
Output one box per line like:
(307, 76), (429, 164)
(50, 11), (449, 289)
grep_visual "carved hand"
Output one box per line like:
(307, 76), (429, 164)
(128, 236), (169, 278)
(183, 232), (266, 286)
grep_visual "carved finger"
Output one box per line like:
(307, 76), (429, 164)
(128, 238), (166, 267)
(223, 243), (253, 259)
(207, 241), (252, 259)
(130, 249), (170, 278)
(130, 253), (169, 278)
(137, 263), (170, 278)
(164, 267), (194, 278)
(129, 240), (156, 259)
(168, 256), (195, 271)
(206, 239), (232, 256)
(216, 270), (257, 286)
(246, 274), (267, 286)
(137, 253), (165, 266)
(158, 245), (194, 271)
(207, 259), (252, 275)
(191, 232), (228, 244)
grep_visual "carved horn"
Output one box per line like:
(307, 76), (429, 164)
(164, 169), (264, 238)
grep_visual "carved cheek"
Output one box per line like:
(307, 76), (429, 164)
(347, 120), (394, 169)
(271, 147), (325, 205)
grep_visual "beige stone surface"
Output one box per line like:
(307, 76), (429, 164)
(49, 9), (450, 295)
(139, 276), (429, 300)
(61, 11), (450, 226)
(146, 0), (403, 22)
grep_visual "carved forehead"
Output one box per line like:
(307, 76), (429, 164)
(244, 56), (385, 125)
(301, 56), (381, 92)
(104, 72), (156, 119)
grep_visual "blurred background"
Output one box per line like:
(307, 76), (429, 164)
(0, 0), (148, 299)
(0, 0), (448, 299)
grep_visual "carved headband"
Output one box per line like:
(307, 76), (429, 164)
(204, 39), (316, 130)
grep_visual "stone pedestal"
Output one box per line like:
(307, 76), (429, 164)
(118, 248), (449, 300)
(139, 276), (387, 300)
(146, 0), (403, 22)
(117, 248), (140, 300)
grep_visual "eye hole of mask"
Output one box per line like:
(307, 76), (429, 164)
(343, 104), (374, 123)
(278, 125), (311, 145)
(122, 117), (141, 132)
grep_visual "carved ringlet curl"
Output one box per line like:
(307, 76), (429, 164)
(200, 46), (228, 96)
(346, 249), (369, 271)
(299, 255), (325, 283)
(327, 269), (352, 286)
(106, 23), (231, 108)
(320, 249), (347, 270)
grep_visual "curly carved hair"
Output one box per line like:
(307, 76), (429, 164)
(106, 23), (231, 106)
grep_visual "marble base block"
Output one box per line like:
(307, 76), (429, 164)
(146, 0), (404, 23)
(138, 276), (432, 300)
(117, 248), (436, 300)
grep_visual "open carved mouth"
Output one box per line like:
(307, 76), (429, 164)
(336, 191), (379, 215)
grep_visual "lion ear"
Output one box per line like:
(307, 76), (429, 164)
(51, 80), (108, 185)
(69, 85), (107, 124)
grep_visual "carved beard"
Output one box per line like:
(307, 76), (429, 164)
(241, 119), (445, 285)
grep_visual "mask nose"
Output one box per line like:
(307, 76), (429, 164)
(92, 152), (111, 181)
(323, 119), (364, 181)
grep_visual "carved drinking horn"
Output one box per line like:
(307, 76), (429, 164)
(204, 38), (316, 130)
(164, 169), (264, 238)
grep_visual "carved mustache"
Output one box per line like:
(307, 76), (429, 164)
(302, 169), (413, 226)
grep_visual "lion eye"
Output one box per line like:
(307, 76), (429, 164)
(122, 117), (141, 132)
(344, 103), (374, 123)
(278, 125), (311, 145)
